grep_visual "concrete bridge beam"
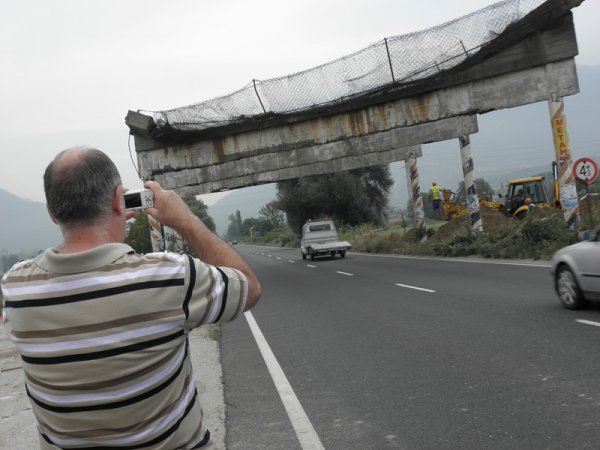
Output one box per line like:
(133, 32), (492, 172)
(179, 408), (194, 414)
(130, 57), (577, 198)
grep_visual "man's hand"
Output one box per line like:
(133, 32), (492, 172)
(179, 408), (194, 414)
(143, 181), (196, 230)
(142, 180), (261, 309)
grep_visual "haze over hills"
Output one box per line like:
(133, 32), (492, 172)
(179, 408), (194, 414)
(0, 188), (61, 253)
(1, 66), (598, 246)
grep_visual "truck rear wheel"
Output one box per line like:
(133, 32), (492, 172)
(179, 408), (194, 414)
(340, 250), (346, 258)
(301, 250), (306, 260)
(310, 250), (315, 261)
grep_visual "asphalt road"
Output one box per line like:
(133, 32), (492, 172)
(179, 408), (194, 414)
(221, 244), (600, 450)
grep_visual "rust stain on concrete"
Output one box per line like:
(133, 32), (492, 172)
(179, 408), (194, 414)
(347, 111), (365, 136)
(213, 139), (226, 162)
(174, 147), (194, 167)
(409, 94), (431, 123)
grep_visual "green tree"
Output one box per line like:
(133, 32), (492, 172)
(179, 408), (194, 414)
(275, 165), (393, 233)
(183, 196), (215, 232)
(456, 178), (495, 200)
(125, 213), (153, 254)
(241, 217), (263, 238)
(227, 210), (243, 239)
(258, 201), (285, 229)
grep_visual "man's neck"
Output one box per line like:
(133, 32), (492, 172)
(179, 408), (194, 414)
(59, 224), (123, 254)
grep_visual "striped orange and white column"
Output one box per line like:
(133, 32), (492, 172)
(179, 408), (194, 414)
(459, 135), (483, 233)
(548, 96), (580, 227)
(148, 215), (165, 252)
(405, 150), (426, 240)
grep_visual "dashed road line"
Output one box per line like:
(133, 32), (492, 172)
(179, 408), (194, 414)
(306, 264), (317, 268)
(576, 319), (600, 328)
(336, 271), (354, 276)
(395, 283), (435, 293)
(288, 260), (295, 263)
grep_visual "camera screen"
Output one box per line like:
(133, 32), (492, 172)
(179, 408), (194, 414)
(124, 194), (143, 209)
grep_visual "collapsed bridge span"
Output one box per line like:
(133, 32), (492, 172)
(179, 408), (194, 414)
(127, 0), (584, 233)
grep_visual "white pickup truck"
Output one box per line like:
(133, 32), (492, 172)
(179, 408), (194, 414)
(300, 219), (351, 261)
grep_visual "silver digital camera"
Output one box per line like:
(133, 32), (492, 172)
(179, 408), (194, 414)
(124, 189), (154, 211)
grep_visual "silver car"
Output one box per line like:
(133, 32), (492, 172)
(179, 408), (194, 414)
(551, 227), (600, 309)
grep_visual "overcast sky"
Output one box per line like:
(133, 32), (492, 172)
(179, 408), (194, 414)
(2, 0), (599, 204)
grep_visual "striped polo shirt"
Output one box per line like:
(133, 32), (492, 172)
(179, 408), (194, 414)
(1, 243), (247, 449)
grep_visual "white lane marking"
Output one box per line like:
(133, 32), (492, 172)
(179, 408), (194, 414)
(245, 312), (325, 450)
(336, 271), (354, 276)
(395, 283), (435, 293)
(288, 260), (295, 263)
(576, 319), (600, 328)
(354, 253), (551, 267)
(276, 257), (282, 260)
(496, 262), (550, 267)
(306, 264), (317, 268)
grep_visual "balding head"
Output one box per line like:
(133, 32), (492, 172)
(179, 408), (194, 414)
(44, 147), (122, 228)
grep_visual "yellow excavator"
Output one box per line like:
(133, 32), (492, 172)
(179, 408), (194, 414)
(503, 162), (562, 219)
(440, 162), (562, 220)
(439, 189), (503, 219)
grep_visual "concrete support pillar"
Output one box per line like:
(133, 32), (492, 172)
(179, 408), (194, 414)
(404, 150), (426, 240)
(148, 220), (184, 253)
(459, 135), (483, 233)
(548, 95), (580, 227)
(148, 216), (165, 252)
(164, 226), (184, 252)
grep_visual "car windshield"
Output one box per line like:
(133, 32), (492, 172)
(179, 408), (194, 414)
(309, 224), (331, 232)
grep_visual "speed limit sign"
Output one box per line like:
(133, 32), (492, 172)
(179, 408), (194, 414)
(573, 158), (598, 184)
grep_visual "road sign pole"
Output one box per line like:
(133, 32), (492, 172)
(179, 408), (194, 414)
(548, 96), (579, 227)
(573, 157), (599, 229)
(585, 183), (594, 229)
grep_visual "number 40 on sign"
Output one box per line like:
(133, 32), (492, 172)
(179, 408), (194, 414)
(573, 158), (598, 184)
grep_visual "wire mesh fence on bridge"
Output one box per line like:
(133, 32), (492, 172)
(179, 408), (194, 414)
(145, 0), (553, 134)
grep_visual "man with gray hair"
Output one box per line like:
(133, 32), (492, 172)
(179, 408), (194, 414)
(1, 147), (261, 449)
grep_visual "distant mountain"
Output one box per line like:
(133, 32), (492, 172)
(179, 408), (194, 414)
(0, 189), (61, 252)
(207, 184), (277, 235)
(207, 65), (600, 233)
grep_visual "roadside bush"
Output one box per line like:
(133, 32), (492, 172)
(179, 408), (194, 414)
(246, 213), (578, 261)
(252, 226), (299, 247)
(429, 215), (576, 260)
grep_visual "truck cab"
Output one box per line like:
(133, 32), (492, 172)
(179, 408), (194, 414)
(505, 176), (551, 218)
(300, 219), (351, 261)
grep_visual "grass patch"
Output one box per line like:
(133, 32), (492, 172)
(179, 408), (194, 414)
(258, 213), (578, 260)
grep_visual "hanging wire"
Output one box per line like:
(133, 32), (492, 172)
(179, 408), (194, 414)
(128, 132), (142, 181)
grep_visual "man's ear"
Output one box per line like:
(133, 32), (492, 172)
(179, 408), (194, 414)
(113, 185), (125, 216)
(46, 206), (58, 224)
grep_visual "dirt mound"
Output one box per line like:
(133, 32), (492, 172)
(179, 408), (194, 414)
(430, 210), (512, 241)
(528, 207), (563, 219)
